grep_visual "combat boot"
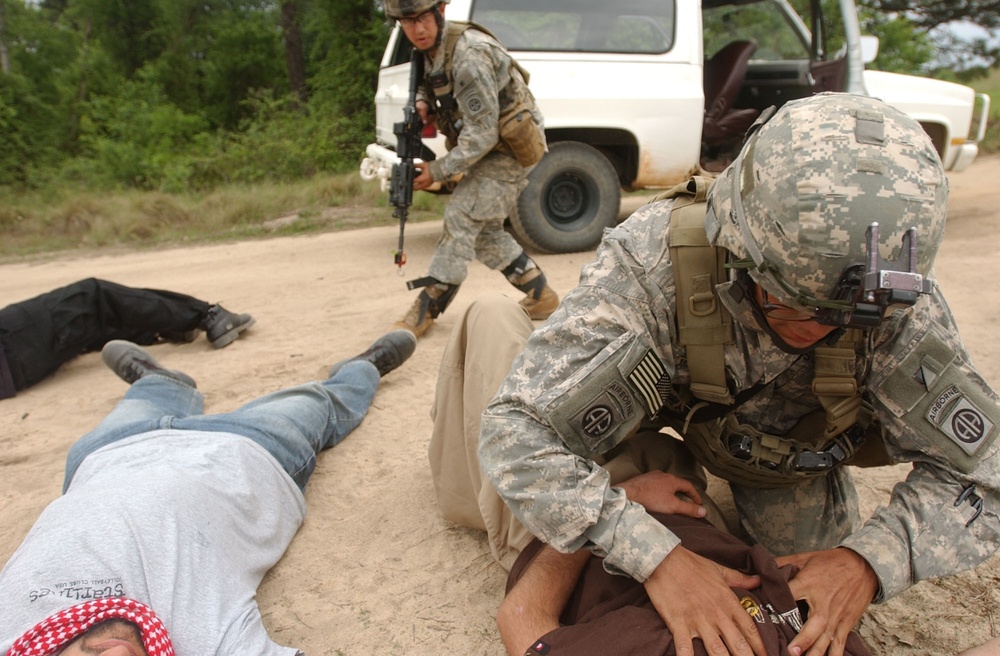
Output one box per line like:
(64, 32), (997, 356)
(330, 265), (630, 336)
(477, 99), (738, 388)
(395, 282), (461, 338)
(503, 253), (560, 320)
(102, 340), (197, 387)
(203, 304), (255, 349)
(328, 329), (417, 378)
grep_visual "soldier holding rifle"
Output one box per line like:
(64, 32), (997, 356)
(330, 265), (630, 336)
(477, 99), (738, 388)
(385, 0), (559, 338)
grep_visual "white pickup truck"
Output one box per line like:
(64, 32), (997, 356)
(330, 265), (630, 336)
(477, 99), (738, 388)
(360, 0), (990, 253)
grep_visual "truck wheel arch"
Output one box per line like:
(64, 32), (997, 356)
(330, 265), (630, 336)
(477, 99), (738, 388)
(918, 121), (949, 162)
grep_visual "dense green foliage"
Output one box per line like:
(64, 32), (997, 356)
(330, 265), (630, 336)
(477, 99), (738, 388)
(858, 0), (1000, 78)
(0, 0), (390, 191)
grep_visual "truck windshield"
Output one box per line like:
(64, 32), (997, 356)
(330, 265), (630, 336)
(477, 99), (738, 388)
(471, 0), (676, 54)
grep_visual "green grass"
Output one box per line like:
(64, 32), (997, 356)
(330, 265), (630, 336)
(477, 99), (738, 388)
(0, 173), (446, 262)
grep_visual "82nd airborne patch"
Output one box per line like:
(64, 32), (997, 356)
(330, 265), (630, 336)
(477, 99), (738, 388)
(927, 384), (995, 455)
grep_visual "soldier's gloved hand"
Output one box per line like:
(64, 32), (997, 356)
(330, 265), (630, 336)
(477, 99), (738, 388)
(614, 471), (708, 518)
(644, 545), (767, 656)
(776, 547), (878, 656)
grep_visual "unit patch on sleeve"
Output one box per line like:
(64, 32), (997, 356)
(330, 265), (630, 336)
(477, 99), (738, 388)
(626, 349), (670, 417)
(927, 385), (995, 455)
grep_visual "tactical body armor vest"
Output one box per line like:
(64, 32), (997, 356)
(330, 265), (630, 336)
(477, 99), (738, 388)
(425, 21), (545, 167)
(654, 178), (890, 488)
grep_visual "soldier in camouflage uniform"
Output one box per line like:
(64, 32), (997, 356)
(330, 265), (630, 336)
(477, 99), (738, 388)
(467, 94), (1000, 655)
(384, 0), (560, 338)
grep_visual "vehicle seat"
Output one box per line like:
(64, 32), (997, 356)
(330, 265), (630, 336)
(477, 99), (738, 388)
(703, 40), (761, 145)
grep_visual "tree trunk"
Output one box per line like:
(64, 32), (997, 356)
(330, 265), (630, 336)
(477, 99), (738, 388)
(280, 1), (308, 105)
(0, 0), (11, 75)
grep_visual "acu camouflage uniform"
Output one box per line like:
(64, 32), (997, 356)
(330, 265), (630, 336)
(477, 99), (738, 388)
(479, 94), (1000, 603)
(418, 23), (539, 284)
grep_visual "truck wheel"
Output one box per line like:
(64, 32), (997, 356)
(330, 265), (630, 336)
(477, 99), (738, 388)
(510, 141), (621, 254)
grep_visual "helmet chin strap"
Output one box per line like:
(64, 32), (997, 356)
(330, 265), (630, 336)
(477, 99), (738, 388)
(413, 5), (446, 54)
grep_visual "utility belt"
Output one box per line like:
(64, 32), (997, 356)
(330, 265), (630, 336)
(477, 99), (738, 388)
(672, 402), (886, 489)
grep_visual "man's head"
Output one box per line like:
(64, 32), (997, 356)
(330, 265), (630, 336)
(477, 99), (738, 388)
(706, 93), (948, 330)
(55, 619), (148, 656)
(385, 0), (449, 54)
(8, 598), (171, 656)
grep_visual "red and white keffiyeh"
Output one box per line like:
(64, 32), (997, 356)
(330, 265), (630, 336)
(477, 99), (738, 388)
(6, 597), (175, 656)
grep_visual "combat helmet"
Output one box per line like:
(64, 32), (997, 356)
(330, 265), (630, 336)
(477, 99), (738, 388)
(384, 0), (449, 20)
(705, 92), (948, 328)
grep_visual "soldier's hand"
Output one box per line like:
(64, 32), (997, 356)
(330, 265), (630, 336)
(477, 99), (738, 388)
(614, 471), (707, 519)
(412, 164), (433, 191)
(776, 547), (878, 656)
(416, 99), (431, 125)
(644, 546), (767, 656)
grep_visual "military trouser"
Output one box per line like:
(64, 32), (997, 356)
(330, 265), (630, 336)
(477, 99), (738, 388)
(426, 153), (528, 285)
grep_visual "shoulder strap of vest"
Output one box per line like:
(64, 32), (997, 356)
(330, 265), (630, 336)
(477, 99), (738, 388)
(440, 21), (531, 91)
(662, 177), (871, 447)
(810, 328), (870, 438)
(665, 176), (734, 405)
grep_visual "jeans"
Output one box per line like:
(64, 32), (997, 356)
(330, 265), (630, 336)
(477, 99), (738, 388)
(63, 361), (380, 493)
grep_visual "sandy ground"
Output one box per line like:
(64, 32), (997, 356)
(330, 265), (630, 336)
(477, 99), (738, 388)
(2, 156), (1000, 655)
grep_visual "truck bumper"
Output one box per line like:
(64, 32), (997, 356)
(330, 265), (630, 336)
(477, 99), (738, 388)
(951, 93), (990, 173)
(359, 143), (398, 192)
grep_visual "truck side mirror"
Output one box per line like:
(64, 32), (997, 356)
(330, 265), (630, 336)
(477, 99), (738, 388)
(860, 35), (880, 64)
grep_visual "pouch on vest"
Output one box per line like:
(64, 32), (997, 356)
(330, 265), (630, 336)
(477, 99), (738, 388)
(659, 176), (734, 405)
(499, 108), (546, 167)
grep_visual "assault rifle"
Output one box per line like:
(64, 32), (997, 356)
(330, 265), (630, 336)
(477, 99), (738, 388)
(389, 49), (425, 270)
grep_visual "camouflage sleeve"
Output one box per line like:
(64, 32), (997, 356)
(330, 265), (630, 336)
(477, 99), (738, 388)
(842, 288), (1000, 601)
(480, 208), (686, 581)
(428, 36), (503, 181)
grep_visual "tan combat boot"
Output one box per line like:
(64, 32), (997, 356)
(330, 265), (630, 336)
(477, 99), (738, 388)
(513, 268), (560, 320)
(394, 283), (460, 338)
(395, 292), (436, 337)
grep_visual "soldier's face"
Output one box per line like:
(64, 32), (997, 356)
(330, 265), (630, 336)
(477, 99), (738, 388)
(399, 8), (440, 55)
(752, 284), (838, 349)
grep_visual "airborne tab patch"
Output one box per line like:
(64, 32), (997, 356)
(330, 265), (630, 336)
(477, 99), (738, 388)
(927, 385), (995, 455)
(627, 349), (670, 417)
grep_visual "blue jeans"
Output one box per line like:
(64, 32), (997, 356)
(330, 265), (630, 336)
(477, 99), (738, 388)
(63, 361), (380, 493)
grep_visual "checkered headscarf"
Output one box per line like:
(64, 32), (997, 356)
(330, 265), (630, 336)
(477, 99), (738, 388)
(6, 597), (174, 656)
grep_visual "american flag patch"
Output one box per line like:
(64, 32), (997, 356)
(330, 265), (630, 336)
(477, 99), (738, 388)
(628, 349), (670, 416)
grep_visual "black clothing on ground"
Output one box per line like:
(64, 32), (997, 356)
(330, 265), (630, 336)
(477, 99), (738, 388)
(0, 278), (210, 399)
(507, 513), (871, 656)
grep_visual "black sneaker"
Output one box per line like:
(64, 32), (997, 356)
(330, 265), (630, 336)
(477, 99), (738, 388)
(204, 304), (255, 349)
(101, 340), (197, 387)
(328, 329), (417, 378)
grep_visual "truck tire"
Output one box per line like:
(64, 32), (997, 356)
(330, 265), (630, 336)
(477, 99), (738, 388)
(509, 141), (621, 254)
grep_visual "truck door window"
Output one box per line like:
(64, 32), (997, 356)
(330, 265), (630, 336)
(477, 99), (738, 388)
(703, 0), (808, 62)
(472, 0), (675, 54)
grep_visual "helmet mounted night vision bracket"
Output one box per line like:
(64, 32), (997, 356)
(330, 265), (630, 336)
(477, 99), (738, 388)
(808, 222), (932, 329)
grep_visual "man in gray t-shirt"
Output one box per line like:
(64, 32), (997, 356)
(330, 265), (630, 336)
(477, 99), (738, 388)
(0, 330), (416, 656)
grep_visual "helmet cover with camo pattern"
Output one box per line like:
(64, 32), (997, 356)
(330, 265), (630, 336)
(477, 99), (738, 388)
(384, 0), (448, 20)
(705, 93), (948, 312)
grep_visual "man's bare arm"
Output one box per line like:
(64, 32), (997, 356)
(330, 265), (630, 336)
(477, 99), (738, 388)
(497, 546), (591, 656)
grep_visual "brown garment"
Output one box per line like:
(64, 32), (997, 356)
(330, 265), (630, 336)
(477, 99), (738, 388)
(506, 513), (871, 656)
